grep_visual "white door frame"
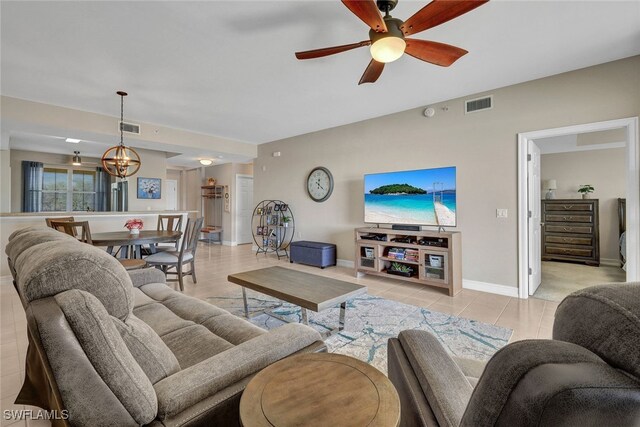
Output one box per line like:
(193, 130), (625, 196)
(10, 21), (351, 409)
(235, 174), (253, 244)
(517, 117), (639, 299)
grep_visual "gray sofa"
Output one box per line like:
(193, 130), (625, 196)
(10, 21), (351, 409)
(388, 283), (640, 426)
(5, 226), (326, 426)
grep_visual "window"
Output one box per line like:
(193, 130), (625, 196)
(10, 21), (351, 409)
(72, 170), (96, 211)
(41, 167), (96, 212)
(42, 168), (68, 212)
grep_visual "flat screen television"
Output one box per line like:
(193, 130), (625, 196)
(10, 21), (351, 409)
(364, 166), (457, 227)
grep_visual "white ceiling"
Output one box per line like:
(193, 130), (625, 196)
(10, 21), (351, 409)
(1, 1), (639, 145)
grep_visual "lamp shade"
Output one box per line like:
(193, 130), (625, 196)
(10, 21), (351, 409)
(546, 179), (557, 190)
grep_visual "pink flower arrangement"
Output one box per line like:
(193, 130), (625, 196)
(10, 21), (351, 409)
(124, 219), (144, 231)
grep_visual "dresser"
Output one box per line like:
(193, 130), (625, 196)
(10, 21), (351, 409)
(541, 199), (600, 266)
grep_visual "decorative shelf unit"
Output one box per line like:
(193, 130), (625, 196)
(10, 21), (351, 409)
(252, 200), (295, 259)
(201, 185), (224, 243)
(355, 227), (462, 296)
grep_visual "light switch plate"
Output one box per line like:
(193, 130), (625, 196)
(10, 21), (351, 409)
(497, 209), (508, 218)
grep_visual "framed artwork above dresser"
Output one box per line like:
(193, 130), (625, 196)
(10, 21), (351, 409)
(541, 199), (600, 266)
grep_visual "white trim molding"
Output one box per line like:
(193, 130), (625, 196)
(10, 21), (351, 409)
(462, 279), (519, 297)
(222, 240), (238, 247)
(517, 117), (639, 299)
(601, 258), (623, 267)
(337, 259), (355, 269)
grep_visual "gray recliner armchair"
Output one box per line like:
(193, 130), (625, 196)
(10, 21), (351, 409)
(388, 283), (640, 426)
(6, 226), (326, 426)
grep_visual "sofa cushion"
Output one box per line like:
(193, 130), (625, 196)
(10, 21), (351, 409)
(553, 283), (640, 379)
(153, 323), (322, 419)
(162, 324), (234, 368)
(55, 290), (157, 425)
(5, 228), (74, 263)
(112, 314), (181, 384)
(14, 239), (134, 321)
(133, 302), (194, 337)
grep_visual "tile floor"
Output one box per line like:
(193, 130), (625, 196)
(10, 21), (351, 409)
(534, 260), (627, 302)
(0, 243), (558, 426)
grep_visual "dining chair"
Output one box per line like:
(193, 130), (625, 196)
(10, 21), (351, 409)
(50, 220), (147, 271)
(145, 217), (204, 291)
(153, 214), (183, 252)
(45, 216), (75, 231)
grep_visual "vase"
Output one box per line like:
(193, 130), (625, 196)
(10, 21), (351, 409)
(582, 193), (589, 199)
(129, 228), (140, 235)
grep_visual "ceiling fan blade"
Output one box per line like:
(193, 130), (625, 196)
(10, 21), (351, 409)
(401, 0), (488, 36)
(342, 0), (388, 32)
(295, 41), (371, 60)
(404, 39), (468, 66)
(358, 59), (385, 85)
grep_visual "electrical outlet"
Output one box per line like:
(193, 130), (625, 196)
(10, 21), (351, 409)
(497, 209), (508, 218)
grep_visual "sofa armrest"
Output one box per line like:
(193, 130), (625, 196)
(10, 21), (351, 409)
(127, 268), (166, 288)
(397, 330), (474, 427)
(153, 323), (322, 419)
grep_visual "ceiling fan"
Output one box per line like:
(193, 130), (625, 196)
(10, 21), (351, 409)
(295, 0), (488, 85)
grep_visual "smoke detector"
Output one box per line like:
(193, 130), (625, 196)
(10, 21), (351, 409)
(423, 107), (435, 118)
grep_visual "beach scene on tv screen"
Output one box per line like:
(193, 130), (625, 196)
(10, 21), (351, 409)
(364, 167), (456, 226)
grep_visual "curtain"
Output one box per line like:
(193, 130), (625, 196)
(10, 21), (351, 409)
(95, 167), (111, 212)
(22, 161), (43, 212)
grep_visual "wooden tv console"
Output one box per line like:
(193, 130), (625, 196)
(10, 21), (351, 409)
(355, 227), (462, 296)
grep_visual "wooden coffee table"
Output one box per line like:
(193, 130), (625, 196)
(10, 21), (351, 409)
(240, 353), (400, 427)
(227, 266), (367, 335)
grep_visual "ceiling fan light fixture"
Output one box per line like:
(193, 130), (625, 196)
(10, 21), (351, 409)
(370, 36), (406, 63)
(72, 151), (82, 166)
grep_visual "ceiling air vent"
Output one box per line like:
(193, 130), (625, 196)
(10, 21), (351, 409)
(119, 121), (141, 135)
(465, 95), (493, 114)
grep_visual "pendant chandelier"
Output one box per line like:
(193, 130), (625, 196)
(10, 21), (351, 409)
(101, 91), (141, 178)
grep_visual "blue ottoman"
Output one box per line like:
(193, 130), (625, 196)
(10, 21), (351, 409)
(290, 241), (337, 269)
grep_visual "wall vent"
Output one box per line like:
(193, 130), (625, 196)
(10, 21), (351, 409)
(465, 95), (493, 114)
(119, 121), (141, 135)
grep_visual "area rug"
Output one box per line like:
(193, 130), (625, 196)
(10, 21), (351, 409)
(208, 291), (512, 374)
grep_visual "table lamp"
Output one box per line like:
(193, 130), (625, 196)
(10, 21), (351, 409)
(545, 179), (557, 199)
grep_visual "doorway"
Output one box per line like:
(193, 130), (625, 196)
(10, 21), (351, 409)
(235, 174), (253, 244)
(165, 179), (178, 211)
(518, 117), (639, 299)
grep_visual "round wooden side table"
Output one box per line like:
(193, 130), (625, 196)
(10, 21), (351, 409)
(240, 353), (400, 427)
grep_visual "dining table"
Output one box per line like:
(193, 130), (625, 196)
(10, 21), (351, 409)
(91, 230), (182, 259)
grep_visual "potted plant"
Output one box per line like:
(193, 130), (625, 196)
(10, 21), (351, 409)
(578, 185), (594, 199)
(124, 218), (144, 235)
(281, 216), (291, 227)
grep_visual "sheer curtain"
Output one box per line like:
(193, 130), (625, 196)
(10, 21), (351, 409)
(22, 161), (43, 212)
(95, 167), (111, 211)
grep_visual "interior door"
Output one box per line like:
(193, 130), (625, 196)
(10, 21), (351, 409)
(528, 140), (542, 294)
(165, 180), (177, 211)
(236, 175), (253, 244)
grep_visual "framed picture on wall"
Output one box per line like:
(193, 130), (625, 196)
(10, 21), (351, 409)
(137, 178), (162, 199)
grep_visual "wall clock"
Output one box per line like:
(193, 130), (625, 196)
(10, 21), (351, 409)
(307, 167), (334, 202)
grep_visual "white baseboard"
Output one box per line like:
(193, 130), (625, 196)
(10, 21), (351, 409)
(222, 241), (237, 247)
(337, 259), (355, 268)
(601, 258), (622, 267)
(462, 279), (519, 297)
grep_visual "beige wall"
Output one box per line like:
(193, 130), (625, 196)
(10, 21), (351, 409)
(541, 148), (625, 262)
(0, 150), (11, 212)
(126, 148), (167, 211)
(185, 168), (203, 215)
(254, 56), (640, 288)
(9, 149), (104, 212)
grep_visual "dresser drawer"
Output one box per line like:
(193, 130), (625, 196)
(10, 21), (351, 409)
(544, 203), (593, 212)
(545, 225), (593, 234)
(545, 246), (593, 258)
(545, 235), (593, 246)
(545, 214), (593, 223)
